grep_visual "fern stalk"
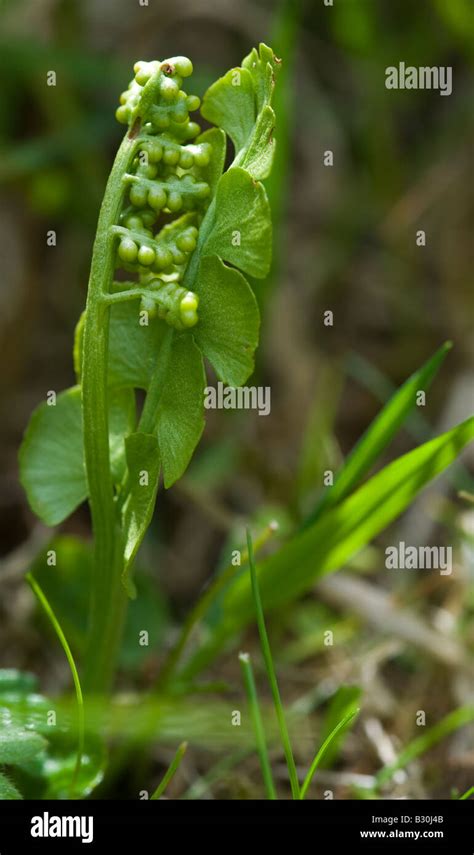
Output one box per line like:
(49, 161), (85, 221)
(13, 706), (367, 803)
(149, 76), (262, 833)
(82, 127), (142, 694)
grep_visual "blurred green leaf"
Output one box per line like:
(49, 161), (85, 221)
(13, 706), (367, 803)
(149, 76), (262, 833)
(0, 728), (46, 766)
(223, 415), (474, 621)
(0, 772), (22, 800)
(297, 361), (343, 509)
(35, 735), (105, 800)
(305, 342), (452, 526)
(0, 670), (104, 800)
(375, 705), (474, 789)
(31, 537), (91, 653)
(30, 535), (168, 668)
(0, 671), (38, 696)
(0, 117), (113, 182)
(433, 0), (474, 54)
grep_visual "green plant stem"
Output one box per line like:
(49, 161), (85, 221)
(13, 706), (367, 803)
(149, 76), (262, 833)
(101, 288), (156, 305)
(150, 742), (188, 799)
(157, 522), (278, 689)
(299, 708), (359, 800)
(82, 125), (142, 695)
(239, 652), (277, 800)
(246, 528), (300, 799)
(26, 573), (84, 797)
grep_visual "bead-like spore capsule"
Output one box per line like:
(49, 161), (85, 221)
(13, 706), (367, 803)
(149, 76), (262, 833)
(115, 105), (129, 124)
(140, 294), (159, 318)
(153, 246), (173, 269)
(139, 163), (158, 180)
(171, 100), (188, 124)
(163, 148), (180, 166)
(146, 281), (199, 329)
(176, 231), (197, 253)
(114, 55), (213, 323)
(184, 122), (201, 140)
(179, 150), (194, 169)
(129, 184), (148, 207)
(180, 291), (199, 328)
(134, 60), (159, 86)
(186, 95), (200, 112)
(125, 215), (143, 231)
(118, 238), (138, 263)
(165, 56), (193, 78)
(160, 77), (179, 102)
(148, 186), (167, 211)
(143, 140), (163, 163)
(152, 110), (170, 130)
(171, 247), (187, 265)
(140, 209), (157, 228)
(167, 192), (183, 212)
(194, 143), (212, 167)
(138, 245), (155, 266)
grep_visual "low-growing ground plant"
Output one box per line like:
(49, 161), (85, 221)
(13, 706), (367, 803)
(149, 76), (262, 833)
(3, 44), (473, 801)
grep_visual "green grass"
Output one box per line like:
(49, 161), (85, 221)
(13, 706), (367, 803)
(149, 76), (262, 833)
(459, 785), (474, 800)
(239, 652), (277, 799)
(150, 742), (188, 799)
(245, 528), (360, 800)
(375, 706), (474, 790)
(26, 573), (85, 797)
(300, 708), (360, 800)
(246, 527), (300, 798)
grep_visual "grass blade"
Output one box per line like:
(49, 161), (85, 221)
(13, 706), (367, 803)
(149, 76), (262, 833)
(375, 706), (474, 789)
(239, 652), (277, 800)
(246, 528), (300, 799)
(304, 341), (452, 527)
(459, 785), (474, 800)
(225, 416), (474, 618)
(158, 521), (278, 688)
(150, 741), (188, 800)
(300, 708), (359, 799)
(26, 572), (84, 797)
(177, 416), (474, 682)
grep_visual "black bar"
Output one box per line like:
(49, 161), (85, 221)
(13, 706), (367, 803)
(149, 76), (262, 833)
(0, 799), (470, 852)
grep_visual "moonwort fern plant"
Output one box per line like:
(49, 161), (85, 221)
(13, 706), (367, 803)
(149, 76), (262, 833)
(14, 45), (474, 802)
(19, 45), (281, 695)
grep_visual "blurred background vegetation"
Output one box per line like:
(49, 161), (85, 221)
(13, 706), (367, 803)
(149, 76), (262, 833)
(0, 0), (473, 799)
